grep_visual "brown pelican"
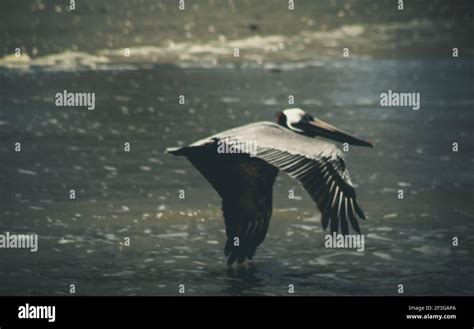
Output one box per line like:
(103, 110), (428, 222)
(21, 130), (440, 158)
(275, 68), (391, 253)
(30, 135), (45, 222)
(167, 108), (373, 264)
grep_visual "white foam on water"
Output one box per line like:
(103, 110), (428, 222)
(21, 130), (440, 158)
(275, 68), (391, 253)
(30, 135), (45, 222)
(156, 232), (189, 238)
(367, 233), (393, 241)
(412, 245), (450, 256)
(221, 96), (240, 103)
(375, 226), (394, 231)
(373, 252), (392, 260)
(291, 224), (318, 232)
(0, 18), (439, 74)
(17, 169), (38, 176)
(309, 257), (332, 266)
(0, 51), (110, 71)
(105, 234), (118, 241)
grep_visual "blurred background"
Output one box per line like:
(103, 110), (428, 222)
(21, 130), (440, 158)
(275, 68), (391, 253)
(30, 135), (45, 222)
(0, 0), (473, 295)
(1, 0), (473, 63)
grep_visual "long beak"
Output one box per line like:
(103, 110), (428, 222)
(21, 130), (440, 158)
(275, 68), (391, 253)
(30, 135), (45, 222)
(298, 118), (373, 147)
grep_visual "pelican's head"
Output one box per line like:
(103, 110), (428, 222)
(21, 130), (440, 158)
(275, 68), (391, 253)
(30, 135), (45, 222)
(275, 108), (373, 147)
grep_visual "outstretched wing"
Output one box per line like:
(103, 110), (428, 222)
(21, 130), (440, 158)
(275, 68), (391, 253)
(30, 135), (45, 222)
(186, 121), (366, 234)
(171, 142), (279, 265)
(256, 148), (365, 234)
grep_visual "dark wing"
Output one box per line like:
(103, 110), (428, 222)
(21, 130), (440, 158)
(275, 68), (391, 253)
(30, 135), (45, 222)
(257, 147), (365, 234)
(172, 142), (279, 265)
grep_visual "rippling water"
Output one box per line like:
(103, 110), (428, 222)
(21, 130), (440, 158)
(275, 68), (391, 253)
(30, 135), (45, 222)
(1, 59), (473, 295)
(0, 0), (473, 295)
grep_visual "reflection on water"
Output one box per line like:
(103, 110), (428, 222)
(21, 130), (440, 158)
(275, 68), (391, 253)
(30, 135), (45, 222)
(224, 264), (265, 296)
(0, 205), (473, 295)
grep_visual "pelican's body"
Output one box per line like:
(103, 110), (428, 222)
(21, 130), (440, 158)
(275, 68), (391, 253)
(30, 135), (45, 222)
(167, 108), (373, 264)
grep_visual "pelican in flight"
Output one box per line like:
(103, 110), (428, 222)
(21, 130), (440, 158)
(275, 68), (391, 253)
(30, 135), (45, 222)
(167, 108), (373, 264)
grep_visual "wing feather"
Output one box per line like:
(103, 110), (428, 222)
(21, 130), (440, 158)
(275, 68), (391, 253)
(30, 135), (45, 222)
(175, 142), (278, 264)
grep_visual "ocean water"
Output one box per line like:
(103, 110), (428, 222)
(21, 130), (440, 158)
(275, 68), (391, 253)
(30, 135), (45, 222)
(0, 0), (473, 295)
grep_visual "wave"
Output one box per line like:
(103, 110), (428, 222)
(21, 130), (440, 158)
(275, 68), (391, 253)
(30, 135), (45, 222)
(0, 51), (110, 71)
(0, 20), (447, 72)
